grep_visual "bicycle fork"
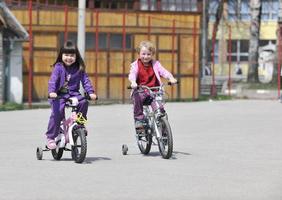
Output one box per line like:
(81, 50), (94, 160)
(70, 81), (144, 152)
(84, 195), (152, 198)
(153, 120), (161, 139)
(145, 106), (162, 139)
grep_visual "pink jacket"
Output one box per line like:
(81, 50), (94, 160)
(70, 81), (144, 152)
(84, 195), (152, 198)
(128, 60), (173, 85)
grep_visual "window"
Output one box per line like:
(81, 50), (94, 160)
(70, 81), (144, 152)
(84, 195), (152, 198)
(259, 40), (276, 47)
(85, 33), (107, 50)
(14, 0), (78, 7)
(59, 32), (131, 50)
(208, 40), (219, 64)
(161, 0), (198, 12)
(240, 0), (250, 20)
(92, 0), (134, 9)
(110, 34), (131, 49)
(227, 40), (249, 62)
(140, 0), (157, 11)
(228, 0), (250, 21)
(97, 34), (107, 49)
(182, 0), (197, 11)
(59, 32), (77, 45)
(208, 0), (219, 21)
(261, 0), (279, 21)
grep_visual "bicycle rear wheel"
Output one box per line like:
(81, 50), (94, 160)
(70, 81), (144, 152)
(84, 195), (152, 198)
(136, 129), (152, 155)
(71, 128), (87, 163)
(157, 117), (173, 159)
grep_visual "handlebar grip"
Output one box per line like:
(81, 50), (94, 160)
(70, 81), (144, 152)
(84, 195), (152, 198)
(168, 80), (179, 85)
(84, 93), (98, 101)
(48, 95), (60, 100)
(127, 86), (140, 90)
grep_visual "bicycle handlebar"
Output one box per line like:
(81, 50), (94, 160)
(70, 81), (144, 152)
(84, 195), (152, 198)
(127, 81), (179, 90)
(48, 93), (98, 101)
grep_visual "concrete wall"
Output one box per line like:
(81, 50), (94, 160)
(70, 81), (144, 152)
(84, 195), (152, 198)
(8, 41), (22, 104)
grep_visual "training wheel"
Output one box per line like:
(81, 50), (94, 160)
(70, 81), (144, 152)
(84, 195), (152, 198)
(122, 144), (128, 155)
(36, 147), (43, 160)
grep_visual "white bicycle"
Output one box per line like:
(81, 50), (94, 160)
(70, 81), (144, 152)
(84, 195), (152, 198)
(125, 82), (177, 159)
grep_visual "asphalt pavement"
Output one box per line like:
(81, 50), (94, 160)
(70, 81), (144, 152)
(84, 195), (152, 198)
(0, 100), (282, 200)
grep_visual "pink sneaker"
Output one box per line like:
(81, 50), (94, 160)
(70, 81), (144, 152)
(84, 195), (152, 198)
(47, 139), (57, 150)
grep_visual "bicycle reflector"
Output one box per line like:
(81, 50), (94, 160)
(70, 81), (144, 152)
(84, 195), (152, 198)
(76, 112), (87, 125)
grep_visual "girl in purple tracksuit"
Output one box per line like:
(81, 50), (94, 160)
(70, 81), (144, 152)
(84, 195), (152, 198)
(45, 40), (97, 150)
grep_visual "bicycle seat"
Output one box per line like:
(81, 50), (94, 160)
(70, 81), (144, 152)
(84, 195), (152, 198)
(66, 97), (79, 107)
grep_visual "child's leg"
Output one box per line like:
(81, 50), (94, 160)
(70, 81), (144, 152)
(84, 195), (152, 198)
(150, 99), (165, 114)
(77, 98), (89, 119)
(132, 90), (147, 120)
(46, 99), (65, 140)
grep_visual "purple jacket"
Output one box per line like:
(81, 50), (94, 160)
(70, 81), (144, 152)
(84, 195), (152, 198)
(48, 62), (94, 96)
(128, 59), (173, 85)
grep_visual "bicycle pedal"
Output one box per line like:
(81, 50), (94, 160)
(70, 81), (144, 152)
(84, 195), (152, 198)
(44, 145), (51, 151)
(135, 127), (145, 132)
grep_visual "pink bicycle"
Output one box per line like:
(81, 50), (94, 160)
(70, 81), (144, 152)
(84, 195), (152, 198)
(36, 96), (89, 163)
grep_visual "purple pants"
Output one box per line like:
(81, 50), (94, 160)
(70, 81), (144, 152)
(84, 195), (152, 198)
(131, 90), (164, 120)
(45, 95), (88, 140)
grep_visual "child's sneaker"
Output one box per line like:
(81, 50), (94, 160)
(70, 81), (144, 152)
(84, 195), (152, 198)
(155, 109), (166, 119)
(47, 139), (57, 150)
(135, 119), (145, 129)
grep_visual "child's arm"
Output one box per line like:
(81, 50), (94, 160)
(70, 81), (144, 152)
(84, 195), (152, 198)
(155, 61), (177, 83)
(130, 80), (138, 89)
(81, 72), (97, 100)
(48, 64), (61, 97)
(168, 76), (177, 84)
(128, 62), (138, 88)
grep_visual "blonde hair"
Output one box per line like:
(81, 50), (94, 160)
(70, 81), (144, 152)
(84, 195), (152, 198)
(136, 40), (156, 55)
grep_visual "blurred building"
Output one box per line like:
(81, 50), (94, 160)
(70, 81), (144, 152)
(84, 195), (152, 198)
(7, 0), (202, 102)
(208, 0), (279, 80)
(0, 1), (28, 104)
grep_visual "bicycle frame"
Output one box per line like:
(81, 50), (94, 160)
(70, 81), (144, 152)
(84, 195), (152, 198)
(143, 106), (161, 139)
(36, 96), (90, 162)
(136, 84), (168, 139)
(55, 97), (86, 148)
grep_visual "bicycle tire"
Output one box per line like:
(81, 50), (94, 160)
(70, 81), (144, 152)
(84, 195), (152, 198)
(36, 147), (43, 160)
(136, 129), (152, 155)
(157, 117), (173, 159)
(71, 128), (87, 163)
(51, 147), (64, 160)
(51, 127), (64, 160)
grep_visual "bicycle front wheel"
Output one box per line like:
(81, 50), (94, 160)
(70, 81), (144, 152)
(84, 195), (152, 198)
(71, 128), (87, 163)
(51, 147), (64, 160)
(157, 117), (173, 159)
(51, 128), (64, 160)
(136, 129), (152, 155)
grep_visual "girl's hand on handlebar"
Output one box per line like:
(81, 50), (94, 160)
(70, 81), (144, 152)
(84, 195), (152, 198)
(89, 93), (98, 101)
(131, 81), (138, 89)
(49, 92), (57, 98)
(168, 77), (178, 84)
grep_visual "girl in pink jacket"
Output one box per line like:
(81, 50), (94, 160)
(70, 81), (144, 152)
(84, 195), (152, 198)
(128, 41), (177, 128)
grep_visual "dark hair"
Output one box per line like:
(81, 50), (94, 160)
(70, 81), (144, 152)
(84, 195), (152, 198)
(52, 40), (86, 71)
